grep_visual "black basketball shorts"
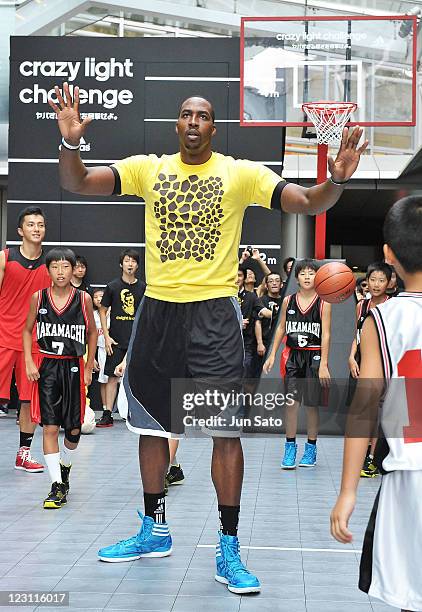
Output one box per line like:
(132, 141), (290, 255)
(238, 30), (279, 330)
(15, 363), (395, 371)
(104, 346), (127, 378)
(38, 357), (84, 430)
(281, 347), (322, 407)
(119, 296), (245, 437)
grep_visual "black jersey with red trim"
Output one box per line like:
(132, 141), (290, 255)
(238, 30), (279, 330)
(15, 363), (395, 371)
(285, 293), (323, 349)
(35, 288), (88, 357)
(356, 297), (389, 346)
(355, 296), (389, 363)
(0, 247), (50, 350)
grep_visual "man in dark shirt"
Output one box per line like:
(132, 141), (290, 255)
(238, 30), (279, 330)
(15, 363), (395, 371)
(71, 254), (90, 292)
(260, 272), (283, 354)
(96, 249), (145, 427)
(237, 268), (265, 380)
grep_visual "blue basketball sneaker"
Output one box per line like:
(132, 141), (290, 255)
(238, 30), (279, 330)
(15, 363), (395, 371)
(299, 442), (317, 467)
(98, 510), (172, 562)
(215, 532), (261, 594)
(281, 441), (297, 469)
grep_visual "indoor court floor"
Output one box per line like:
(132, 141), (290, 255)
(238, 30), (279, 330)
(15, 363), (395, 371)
(0, 415), (397, 612)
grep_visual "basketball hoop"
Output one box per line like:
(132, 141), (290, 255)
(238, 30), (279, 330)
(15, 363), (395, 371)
(302, 101), (357, 145)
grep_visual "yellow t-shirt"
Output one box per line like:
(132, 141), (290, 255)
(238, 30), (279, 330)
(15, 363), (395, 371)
(113, 152), (283, 302)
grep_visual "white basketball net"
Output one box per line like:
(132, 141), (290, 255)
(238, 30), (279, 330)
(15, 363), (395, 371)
(302, 102), (357, 145)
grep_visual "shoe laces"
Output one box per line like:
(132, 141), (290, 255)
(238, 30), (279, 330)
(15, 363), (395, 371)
(222, 538), (249, 575)
(285, 443), (296, 460)
(51, 482), (63, 495)
(26, 454), (41, 465)
(117, 513), (153, 549)
(20, 448), (34, 463)
(302, 445), (315, 462)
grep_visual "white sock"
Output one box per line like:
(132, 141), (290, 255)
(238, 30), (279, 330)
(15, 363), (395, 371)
(44, 452), (62, 483)
(61, 444), (78, 467)
(170, 456), (179, 467)
(102, 405), (107, 411)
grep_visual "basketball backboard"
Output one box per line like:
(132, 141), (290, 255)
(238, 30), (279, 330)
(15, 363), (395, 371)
(240, 15), (417, 127)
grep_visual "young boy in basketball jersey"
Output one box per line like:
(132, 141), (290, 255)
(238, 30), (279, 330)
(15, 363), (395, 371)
(331, 196), (422, 612)
(348, 261), (392, 477)
(23, 248), (97, 509)
(263, 259), (331, 468)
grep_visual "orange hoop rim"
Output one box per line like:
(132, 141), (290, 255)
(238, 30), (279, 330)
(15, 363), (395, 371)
(302, 101), (357, 115)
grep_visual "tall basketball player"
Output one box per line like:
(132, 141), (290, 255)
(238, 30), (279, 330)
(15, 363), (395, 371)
(331, 196), (422, 612)
(0, 207), (51, 472)
(49, 82), (367, 595)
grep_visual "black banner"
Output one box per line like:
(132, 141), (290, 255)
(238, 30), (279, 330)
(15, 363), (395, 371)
(8, 36), (285, 284)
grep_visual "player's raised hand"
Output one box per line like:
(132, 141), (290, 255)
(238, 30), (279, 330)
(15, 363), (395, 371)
(48, 82), (92, 145)
(327, 126), (369, 183)
(330, 491), (355, 543)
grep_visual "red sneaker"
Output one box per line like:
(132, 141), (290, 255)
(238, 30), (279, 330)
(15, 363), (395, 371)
(15, 447), (44, 473)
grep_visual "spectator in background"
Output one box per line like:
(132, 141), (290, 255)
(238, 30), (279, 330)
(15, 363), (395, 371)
(244, 268), (257, 293)
(385, 266), (404, 297)
(96, 249), (145, 428)
(282, 257), (295, 279)
(259, 272), (283, 359)
(236, 268), (266, 383)
(92, 289), (109, 415)
(71, 255), (90, 292)
(239, 248), (272, 297)
(355, 277), (369, 300)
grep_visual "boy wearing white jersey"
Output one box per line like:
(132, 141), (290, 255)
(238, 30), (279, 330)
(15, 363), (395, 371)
(331, 196), (422, 612)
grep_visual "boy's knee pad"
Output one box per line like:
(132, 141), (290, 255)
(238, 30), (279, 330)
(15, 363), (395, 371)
(64, 429), (81, 444)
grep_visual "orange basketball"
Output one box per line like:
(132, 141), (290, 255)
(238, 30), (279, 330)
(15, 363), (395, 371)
(314, 262), (356, 304)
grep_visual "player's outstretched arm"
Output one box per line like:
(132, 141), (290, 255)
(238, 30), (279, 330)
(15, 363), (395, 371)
(330, 315), (384, 543)
(281, 127), (368, 215)
(48, 82), (115, 196)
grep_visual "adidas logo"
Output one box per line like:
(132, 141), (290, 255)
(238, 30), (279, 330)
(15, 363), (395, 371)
(80, 136), (91, 152)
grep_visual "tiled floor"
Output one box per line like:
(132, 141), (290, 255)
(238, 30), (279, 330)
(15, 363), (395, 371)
(0, 415), (398, 611)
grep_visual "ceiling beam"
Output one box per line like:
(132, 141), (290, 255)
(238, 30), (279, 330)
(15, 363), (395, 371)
(16, 0), (91, 35)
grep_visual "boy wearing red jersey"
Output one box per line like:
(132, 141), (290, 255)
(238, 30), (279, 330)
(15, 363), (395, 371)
(0, 207), (51, 472)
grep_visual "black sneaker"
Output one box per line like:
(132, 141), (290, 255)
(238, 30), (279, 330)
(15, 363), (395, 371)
(361, 454), (378, 478)
(44, 482), (67, 509)
(60, 462), (72, 494)
(166, 464), (185, 486)
(96, 412), (114, 428)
